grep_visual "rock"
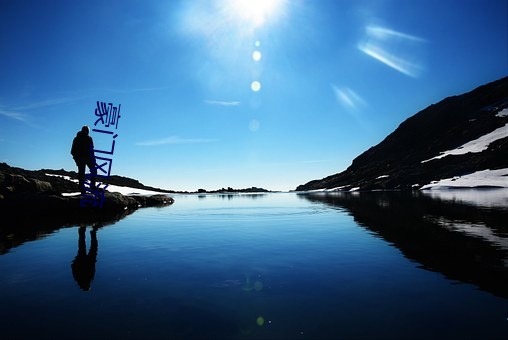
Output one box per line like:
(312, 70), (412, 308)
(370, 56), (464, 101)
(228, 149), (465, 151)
(1, 173), (54, 195)
(33, 178), (53, 192)
(131, 194), (174, 207)
(0, 163), (175, 256)
(0, 166), (174, 227)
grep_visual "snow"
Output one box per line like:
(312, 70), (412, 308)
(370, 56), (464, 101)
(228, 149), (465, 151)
(421, 122), (508, 163)
(45, 173), (166, 196)
(327, 185), (348, 192)
(496, 108), (508, 117)
(62, 192), (81, 197)
(104, 184), (166, 196)
(45, 173), (78, 183)
(376, 175), (389, 179)
(420, 168), (508, 190)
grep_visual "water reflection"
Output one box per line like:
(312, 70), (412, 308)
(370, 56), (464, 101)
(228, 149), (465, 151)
(422, 188), (508, 209)
(299, 191), (508, 298)
(195, 193), (268, 200)
(71, 226), (99, 291)
(0, 209), (131, 255)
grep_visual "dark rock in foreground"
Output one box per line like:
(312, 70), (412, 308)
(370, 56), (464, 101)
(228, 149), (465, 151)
(0, 164), (174, 255)
(0, 164), (174, 226)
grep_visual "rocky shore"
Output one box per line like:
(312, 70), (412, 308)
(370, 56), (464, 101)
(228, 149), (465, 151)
(0, 163), (174, 255)
(0, 162), (174, 226)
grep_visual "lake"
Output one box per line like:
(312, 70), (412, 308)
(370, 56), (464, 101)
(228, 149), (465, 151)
(1, 190), (507, 339)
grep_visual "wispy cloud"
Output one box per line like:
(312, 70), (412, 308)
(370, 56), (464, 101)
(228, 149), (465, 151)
(136, 136), (218, 146)
(365, 26), (427, 43)
(205, 100), (241, 107)
(0, 109), (29, 122)
(11, 97), (81, 111)
(0, 96), (81, 124)
(95, 87), (168, 94)
(331, 85), (367, 111)
(358, 25), (427, 78)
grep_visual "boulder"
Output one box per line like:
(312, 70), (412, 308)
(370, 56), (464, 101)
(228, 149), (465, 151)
(0, 168), (174, 226)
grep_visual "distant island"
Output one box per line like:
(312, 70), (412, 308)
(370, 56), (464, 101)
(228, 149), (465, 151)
(196, 187), (271, 194)
(296, 76), (508, 191)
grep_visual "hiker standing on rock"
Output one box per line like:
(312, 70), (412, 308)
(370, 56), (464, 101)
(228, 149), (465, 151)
(71, 125), (97, 194)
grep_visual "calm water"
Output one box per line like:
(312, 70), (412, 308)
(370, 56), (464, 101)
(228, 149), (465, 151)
(1, 191), (507, 339)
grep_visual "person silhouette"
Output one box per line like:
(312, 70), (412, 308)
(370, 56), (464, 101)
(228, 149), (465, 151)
(71, 125), (97, 195)
(71, 226), (98, 291)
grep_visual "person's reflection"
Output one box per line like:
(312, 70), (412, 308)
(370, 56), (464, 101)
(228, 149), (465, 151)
(71, 226), (98, 291)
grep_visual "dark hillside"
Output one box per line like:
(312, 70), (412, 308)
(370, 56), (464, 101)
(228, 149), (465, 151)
(297, 77), (508, 191)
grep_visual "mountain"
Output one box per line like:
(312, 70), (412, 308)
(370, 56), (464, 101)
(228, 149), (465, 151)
(296, 77), (508, 191)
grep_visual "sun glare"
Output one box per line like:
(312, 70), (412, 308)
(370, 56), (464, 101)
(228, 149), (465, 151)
(226, 0), (285, 27)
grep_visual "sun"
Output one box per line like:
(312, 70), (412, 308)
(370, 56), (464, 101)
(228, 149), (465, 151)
(226, 0), (285, 27)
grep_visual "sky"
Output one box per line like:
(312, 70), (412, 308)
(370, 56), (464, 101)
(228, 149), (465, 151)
(0, 0), (507, 192)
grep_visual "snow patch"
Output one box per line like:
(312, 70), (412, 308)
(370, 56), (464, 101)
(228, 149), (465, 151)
(420, 168), (508, 189)
(45, 173), (78, 183)
(106, 184), (166, 196)
(421, 123), (508, 163)
(326, 185), (348, 192)
(45, 173), (165, 196)
(62, 192), (81, 197)
(376, 175), (389, 179)
(496, 108), (508, 117)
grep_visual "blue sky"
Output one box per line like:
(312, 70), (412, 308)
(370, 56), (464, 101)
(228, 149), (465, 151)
(1, 0), (507, 191)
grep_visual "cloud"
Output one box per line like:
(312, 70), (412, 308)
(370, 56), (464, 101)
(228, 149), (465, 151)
(0, 95), (83, 124)
(358, 25), (427, 78)
(0, 109), (29, 122)
(365, 26), (426, 43)
(205, 100), (241, 107)
(11, 97), (79, 111)
(136, 136), (218, 146)
(95, 87), (168, 94)
(331, 85), (367, 111)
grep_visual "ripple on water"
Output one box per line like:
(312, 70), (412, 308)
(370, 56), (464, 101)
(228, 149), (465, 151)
(128, 194), (333, 225)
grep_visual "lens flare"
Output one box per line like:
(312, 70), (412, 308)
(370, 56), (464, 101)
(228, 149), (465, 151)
(251, 81), (261, 92)
(249, 119), (260, 132)
(252, 51), (262, 61)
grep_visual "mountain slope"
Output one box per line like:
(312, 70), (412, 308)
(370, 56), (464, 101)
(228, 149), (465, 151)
(296, 76), (508, 191)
